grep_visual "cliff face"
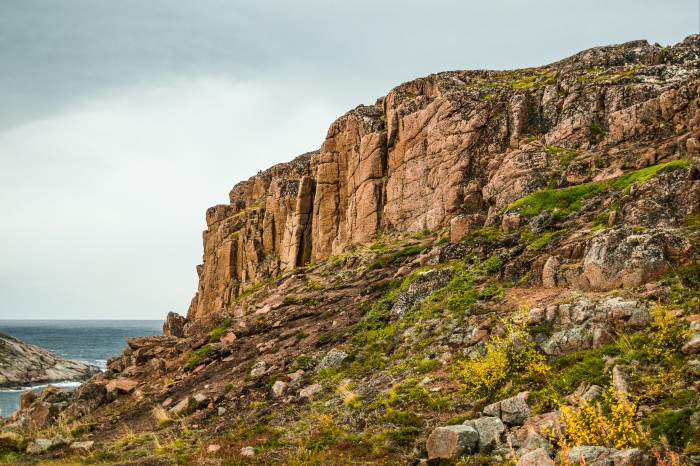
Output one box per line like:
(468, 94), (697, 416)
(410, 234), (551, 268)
(0, 333), (99, 390)
(188, 36), (700, 319)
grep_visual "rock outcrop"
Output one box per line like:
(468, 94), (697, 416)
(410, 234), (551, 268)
(188, 35), (700, 320)
(0, 333), (99, 389)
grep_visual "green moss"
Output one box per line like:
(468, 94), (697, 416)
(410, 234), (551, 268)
(547, 146), (579, 168)
(660, 389), (698, 409)
(185, 344), (213, 371)
(550, 344), (620, 395)
(209, 318), (232, 343)
(508, 161), (691, 217)
(468, 226), (503, 244)
(434, 236), (449, 246)
(647, 408), (695, 447)
(416, 359), (440, 374)
(391, 244), (428, 261)
(522, 229), (567, 251)
(682, 212), (700, 230)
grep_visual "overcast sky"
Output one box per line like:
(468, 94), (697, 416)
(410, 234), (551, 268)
(0, 1), (696, 320)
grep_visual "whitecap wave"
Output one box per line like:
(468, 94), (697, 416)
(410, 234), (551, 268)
(0, 380), (83, 393)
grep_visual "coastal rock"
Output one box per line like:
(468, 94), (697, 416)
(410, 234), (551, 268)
(0, 333), (100, 389)
(427, 425), (479, 460)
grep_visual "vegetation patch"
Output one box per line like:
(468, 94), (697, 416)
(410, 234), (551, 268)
(507, 160), (691, 217)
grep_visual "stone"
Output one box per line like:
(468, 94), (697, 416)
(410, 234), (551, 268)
(517, 431), (554, 457)
(29, 402), (60, 429)
(426, 425), (479, 460)
(501, 213), (521, 233)
(114, 379), (139, 394)
(207, 444), (221, 453)
(170, 398), (190, 415)
(610, 448), (656, 466)
(19, 390), (36, 410)
(611, 366), (630, 399)
(26, 438), (52, 454)
(390, 268), (453, 317)
(488, 392), (531, 426)
(271, 381), (288, 398)
(682, 334), (700, 355)
(50, 435), (70, 448)
(317, 349), (348, 370)
(163, 311), (187, 338)
(517, 448), (555, 466)
(250, 361), (267, 378)
(70, 441), (95, 451)
(299, 384), (323, 399)
(240, 446), (255, 457)
(563, 446), (618, 466)
(193, 393), (209, 407)
(463, 416), (506, 453)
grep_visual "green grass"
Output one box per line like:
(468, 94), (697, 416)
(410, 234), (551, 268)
(682, 213), (700, 230)
(522, 229), (568, 251)
(209, 318), (232, 343)
(508, 160), (692, 217)
(185, 344), (213, 371)
(547, 146), (579, 168)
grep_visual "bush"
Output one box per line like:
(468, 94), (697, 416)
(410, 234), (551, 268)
(459, 310), (550, 397)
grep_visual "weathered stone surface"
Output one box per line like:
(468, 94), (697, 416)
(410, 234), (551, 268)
(240, 446), (255, 457)
(517, 431), (554, 457)
(317, 349), (348, 371)
(271, 381), (287, 398)
(391, 268), (453, 316)
(19, 390), (36, 410)
(26, 438), (52, 454)
(517, 448), (555, 466)
(0, 333), (100, 389)
(299, 384), (323, 399)
(485, 392), (531, 425)
(70, 441), (94, 451)
(610, 448), (656, 466)
(250, 361), (267, 378)
(426, 425), (479, 460)
(563, 446), (618, 466)
(163, 312), (187, 338)
(464, 416), (506, 453)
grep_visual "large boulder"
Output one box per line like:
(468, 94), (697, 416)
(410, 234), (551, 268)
(426, 425), (479, 460)
(463, 416), (506, 453)
(484, 391), (532, 425)
(163, 312), (187, 338)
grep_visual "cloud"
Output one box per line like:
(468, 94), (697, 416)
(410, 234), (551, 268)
(0, 79), (338, 319)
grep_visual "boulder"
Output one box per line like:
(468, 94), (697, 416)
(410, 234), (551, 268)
(19, 390), (36, 410)
(26, 438), (52, 454)
(563, 446), (618, 466)
(610, 448), (656, 466)
(271, 381), (287, 398)
(516, 431), (554, 457)
(70, 441), (94, 451)
(163, 311), (187, 338)
(517, 448), (555, 466)
(426, 425), (479, 460)
(299, 384), (323, 399)
(484, 392), (532, 425)
(250, 361), (267, 378)
(390, 268), (453, 317)
(317, 349), (348, 371)
(463, 416), (506, 453)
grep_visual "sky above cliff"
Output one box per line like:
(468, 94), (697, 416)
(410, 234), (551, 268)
(0, 0), (696, 320)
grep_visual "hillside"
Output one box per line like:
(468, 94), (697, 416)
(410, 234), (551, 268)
(3, 36), (700, 465)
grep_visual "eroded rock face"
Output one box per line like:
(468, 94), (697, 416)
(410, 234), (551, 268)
(187, 36), (700, 322)
(0, 333), (100, 389)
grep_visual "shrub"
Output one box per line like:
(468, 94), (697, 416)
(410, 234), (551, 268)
(459, 309), (550, 396)
(559, 387), (641, 449)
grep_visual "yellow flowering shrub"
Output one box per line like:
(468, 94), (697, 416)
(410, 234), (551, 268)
(559, 387), (641, 449)
(459, 309), (550, 396)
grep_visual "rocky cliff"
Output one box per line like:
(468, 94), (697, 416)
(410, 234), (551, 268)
(188, 35), (700, 320)
(0, 333), (99, 390)
(5, 36), (700, 466)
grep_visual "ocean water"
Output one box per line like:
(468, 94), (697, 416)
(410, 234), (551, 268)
(0, 320), (163, 418)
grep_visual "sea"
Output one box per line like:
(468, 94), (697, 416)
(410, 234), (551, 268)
(0, 320), (163, 418)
